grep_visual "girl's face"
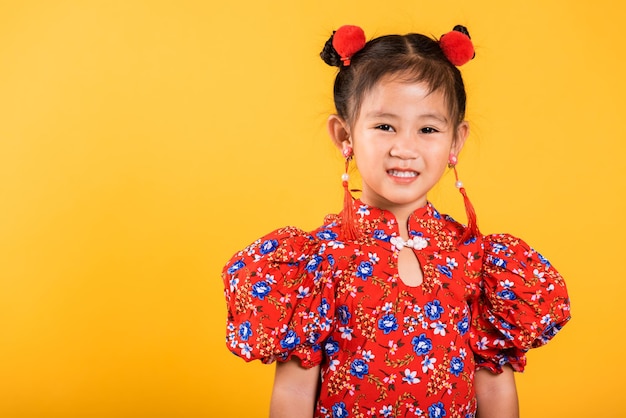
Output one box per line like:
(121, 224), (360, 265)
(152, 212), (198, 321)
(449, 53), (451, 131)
(331, 75), (468, 218)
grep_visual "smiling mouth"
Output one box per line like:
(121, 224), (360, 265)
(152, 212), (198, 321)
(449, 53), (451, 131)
(388, 169), (418, 178)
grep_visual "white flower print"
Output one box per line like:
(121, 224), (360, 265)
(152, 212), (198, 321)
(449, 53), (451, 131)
(402, 369), (420, 384)
(533, 268), (546, 282)
(500, 279), (514, 288)
(431, 321), (447, 336)
(339, 326), (354, 340)
(329, 240), (345, 249)
(362, 350), (375, 362)
(421, 355), (437, 373)
(296, 286), (310, 298)
(239, 342), (252, 359)
(476, 337), (489, 350)
(446, 257), (458, 269)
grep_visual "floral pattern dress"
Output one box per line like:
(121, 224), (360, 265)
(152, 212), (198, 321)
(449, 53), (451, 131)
(222, 200), (570, 418)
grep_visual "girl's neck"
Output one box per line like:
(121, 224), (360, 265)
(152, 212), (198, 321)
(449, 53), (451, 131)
(392, 210), (412, 239)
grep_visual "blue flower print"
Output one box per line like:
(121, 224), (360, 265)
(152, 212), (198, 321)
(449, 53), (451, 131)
(411, 333), (432, 356)
(227, 259), (245, 275)
(305, 255), (323, 273)
(462, 236), (477, 245)
(251, 280), (271, 300)
(490, 242), (508, 254)
(372, 229), (389, 241)
(497, 289), (517, 300)
(327, 254), (335, 266)
(259, 239), (278, 255)
(488, 255), (507, 268)
(356, 261), (373, 280)
(541, 322), (562, 340)
(337, 305), (351, 325)
(499, 319), (514, 330)
(378, 313), (399, 334)
(280, 329), (301, 350)
(316, 229), (338, 241)
(307, 331), (321, 346)
(356, 205), (370, 216)
(350, 358), (369, 379)
(457, 317), (469, 336)
(537, 252), (551, 267)
(428, 401), (446, 418)
(318, 298), (330, 318)
(332, 401), (349, 418)
(424, 300), (444, 320)
(238, 321), (253, 342)
(432, 208), (441, 219)
(450, 356), (464, 377)
(437, 265), (453, 279)
(324, 336), (339, 356)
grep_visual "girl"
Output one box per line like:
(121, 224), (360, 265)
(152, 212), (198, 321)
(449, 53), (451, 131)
(222, 24), (570, 418)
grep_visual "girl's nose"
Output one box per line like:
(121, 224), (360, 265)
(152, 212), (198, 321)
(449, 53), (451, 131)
(389, 132), (419, 159)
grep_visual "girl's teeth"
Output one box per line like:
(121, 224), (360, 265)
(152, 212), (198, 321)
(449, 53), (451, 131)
(389, 170), (417, 178)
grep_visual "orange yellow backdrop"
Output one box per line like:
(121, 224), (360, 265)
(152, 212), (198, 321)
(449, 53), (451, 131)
(1, 1), (624, 417)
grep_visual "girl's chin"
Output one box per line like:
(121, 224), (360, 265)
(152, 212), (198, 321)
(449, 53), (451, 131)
(360, 195), (428, 210)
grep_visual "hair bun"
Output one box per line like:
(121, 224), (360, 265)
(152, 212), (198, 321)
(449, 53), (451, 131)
(452, 25), (471, 38)
(440, 25), (475, 66)
(320, 31), (343, 67)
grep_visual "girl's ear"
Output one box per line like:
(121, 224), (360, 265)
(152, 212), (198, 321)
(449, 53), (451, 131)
(452, 121), (469, 156)
(327, 114), (352, 151)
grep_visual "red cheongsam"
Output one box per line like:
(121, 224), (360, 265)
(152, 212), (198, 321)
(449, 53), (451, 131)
(223, 201), (570, 418)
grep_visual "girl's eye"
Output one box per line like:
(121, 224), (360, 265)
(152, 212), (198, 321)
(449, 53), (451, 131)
(420, 127), (439, 134)
(375, 124), (394, 132)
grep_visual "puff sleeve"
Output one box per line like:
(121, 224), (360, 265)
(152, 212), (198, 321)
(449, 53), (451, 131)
(470, 234), (571, 373)
(222, 226), (337, 368)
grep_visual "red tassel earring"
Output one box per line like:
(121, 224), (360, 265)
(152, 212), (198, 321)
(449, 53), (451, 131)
(449, 154), (480, 242)
(341, 147), (359, 241)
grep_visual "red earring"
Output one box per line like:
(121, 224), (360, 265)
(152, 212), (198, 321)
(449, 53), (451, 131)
(448, 154), (480, 242)
(341, 146), (358, 240)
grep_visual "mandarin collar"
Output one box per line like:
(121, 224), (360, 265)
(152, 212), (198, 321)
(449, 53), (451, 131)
(352, 199), (447, 242)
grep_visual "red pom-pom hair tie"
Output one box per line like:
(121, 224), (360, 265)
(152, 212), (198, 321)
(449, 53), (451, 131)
(332, 25), (366, 66)
(439, 25), (475, 66)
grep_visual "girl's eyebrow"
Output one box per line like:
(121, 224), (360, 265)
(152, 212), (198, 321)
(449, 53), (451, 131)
(421, 113), (449, 123)
(364, 111), (449, 124)
(363, 111), (399, 119)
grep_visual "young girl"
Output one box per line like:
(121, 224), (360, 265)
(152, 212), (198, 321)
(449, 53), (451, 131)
(222, 24), (570, 418)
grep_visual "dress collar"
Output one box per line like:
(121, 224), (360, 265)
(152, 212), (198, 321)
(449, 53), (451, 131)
(351, 199), (448, 243)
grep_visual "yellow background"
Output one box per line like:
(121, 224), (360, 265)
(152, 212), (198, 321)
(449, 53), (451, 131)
(1, 1), (624, 417)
